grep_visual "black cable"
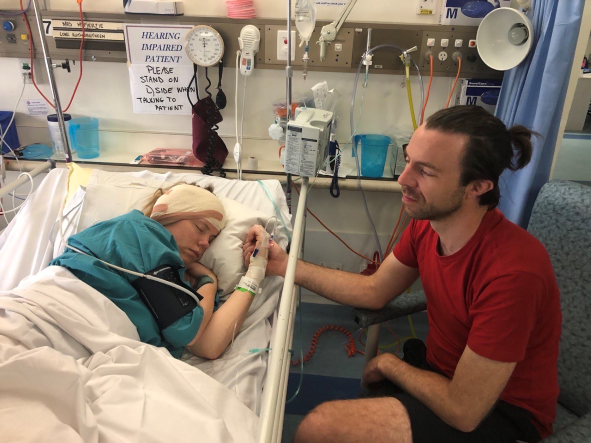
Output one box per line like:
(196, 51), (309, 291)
(186, 64), (199, 108)
(204, 67), (212, 98)
(202, 66), (225, 177)
(329, 144), (341, 198)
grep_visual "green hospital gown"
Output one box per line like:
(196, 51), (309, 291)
(50, 209), (214, 358)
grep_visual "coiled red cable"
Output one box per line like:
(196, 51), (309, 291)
(291, 325), (361, 366)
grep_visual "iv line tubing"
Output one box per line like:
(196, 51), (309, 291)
(350, 44), (417, 262)
(406, 65), (418, 131)
(235, 51), (241, 179)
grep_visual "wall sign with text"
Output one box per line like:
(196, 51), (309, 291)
(124, 24), (194, 115)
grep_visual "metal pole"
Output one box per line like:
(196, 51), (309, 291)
(0, 160), (54, 199)
(286, 0), (293, 214)
(258, 177), (309, 443)
(30, 0), (72, 163)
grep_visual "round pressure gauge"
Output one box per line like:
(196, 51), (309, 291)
(185, 25), (225, 67)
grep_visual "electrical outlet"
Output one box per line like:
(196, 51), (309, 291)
(19, 58), (46, 84)
(320, 262), (343, 271)
(277, 30), (296, 61)
(21, 62), (32, 84)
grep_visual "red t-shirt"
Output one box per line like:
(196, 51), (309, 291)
(393, 209), (561, 438)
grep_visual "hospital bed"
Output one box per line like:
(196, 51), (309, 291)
(0, 163), (306, 443)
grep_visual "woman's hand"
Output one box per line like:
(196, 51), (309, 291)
(243, 225), (288, 277)
(185, 262), (217, 288)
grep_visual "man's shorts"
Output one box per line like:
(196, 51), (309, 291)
(361, 339), (542, 443)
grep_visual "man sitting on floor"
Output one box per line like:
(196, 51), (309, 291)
(244, 106), (561, 443)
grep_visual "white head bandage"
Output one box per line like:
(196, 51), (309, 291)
(150, 184), (227, 233)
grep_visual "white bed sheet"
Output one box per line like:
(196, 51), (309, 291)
(0, 266), (258, 443)
(0, 168), (292, 430)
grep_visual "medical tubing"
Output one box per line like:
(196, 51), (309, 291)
(413, 58), (424, 126)
(292, 183), (379, 265)
(286, 267), (304, 404)
(63, 241), (204, 306)
(405, 65), (418, 131)
(0, 0), (30, 15)
(349, 44), (422, 262)
(446, 57), (462, 109)
(61, 1), (85, 113)
(0, 173), (33, 214)
(385, 205), (405, 255)
(350, 45), (414, 261)
(256, 180), (292, 244)
(286, 210), (306, 403)
(20, 0), (84, 113)
(350, 59), (383, 261)
(205, 67), (212, 97)
(329, 145), (341, 198)
(239, 76), (248, 178)
(235, 51), (242, 179)
(420, 54), (434, 125)
(186, 64), (198, 107)
(291, 325), (359, 366)
(49, 198), (85, 250)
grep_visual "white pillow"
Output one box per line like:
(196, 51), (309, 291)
(201, 197), (273, 296)
(72, 179), (288, 297)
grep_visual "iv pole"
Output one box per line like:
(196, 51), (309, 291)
(30, 0), (73, 163)
(285, 0), (293, 214)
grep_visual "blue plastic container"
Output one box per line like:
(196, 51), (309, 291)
(69, 117), (100, 159)
(0, 111), (21, 154)
(22, 143), (53, 159)
(353, 134), (392, 178)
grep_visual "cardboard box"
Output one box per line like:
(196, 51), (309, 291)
(440, 0), (511, 26)
(458, 79), (503, 114)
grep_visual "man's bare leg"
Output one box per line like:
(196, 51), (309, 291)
(293, 397), (413, 443)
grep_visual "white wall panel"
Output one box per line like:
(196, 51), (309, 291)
(39, 0), (441, 24)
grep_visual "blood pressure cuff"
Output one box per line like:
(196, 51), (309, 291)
(132, 265), (203, 331)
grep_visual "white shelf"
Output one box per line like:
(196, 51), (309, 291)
(8, 127), (402, 192)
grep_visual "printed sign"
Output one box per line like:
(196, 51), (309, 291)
(55, 30), (124, 41)
(440, 0), (511, 25)
(42, 19), (52, 36)
(52, 20), (124, 31)
(24, 99), (49, 116)
(124, 24), (193, 65)
(315, 1), (347, 5)
(458, 79), (503, 114)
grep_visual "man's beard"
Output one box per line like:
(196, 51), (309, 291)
(402, 186), (465, 221)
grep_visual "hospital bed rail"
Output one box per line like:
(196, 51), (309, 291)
(0, 160), (54, 200)
(258, 177), (308, 443)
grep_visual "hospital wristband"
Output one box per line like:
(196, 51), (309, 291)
(235, 286), (256, 296)
(236, 276), (259, 296)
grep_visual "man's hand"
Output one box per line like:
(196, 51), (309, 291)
(362, 353), (400, 387)
(243, 225), (288, 277)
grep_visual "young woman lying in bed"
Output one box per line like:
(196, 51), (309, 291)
(51, 183), (270, 360)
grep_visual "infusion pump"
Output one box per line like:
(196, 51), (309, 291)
(284, 108), (333, 177)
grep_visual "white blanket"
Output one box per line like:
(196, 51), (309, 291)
(0, 266), (258, 443)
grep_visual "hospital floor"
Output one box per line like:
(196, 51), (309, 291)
(281, 300), (429, 442)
